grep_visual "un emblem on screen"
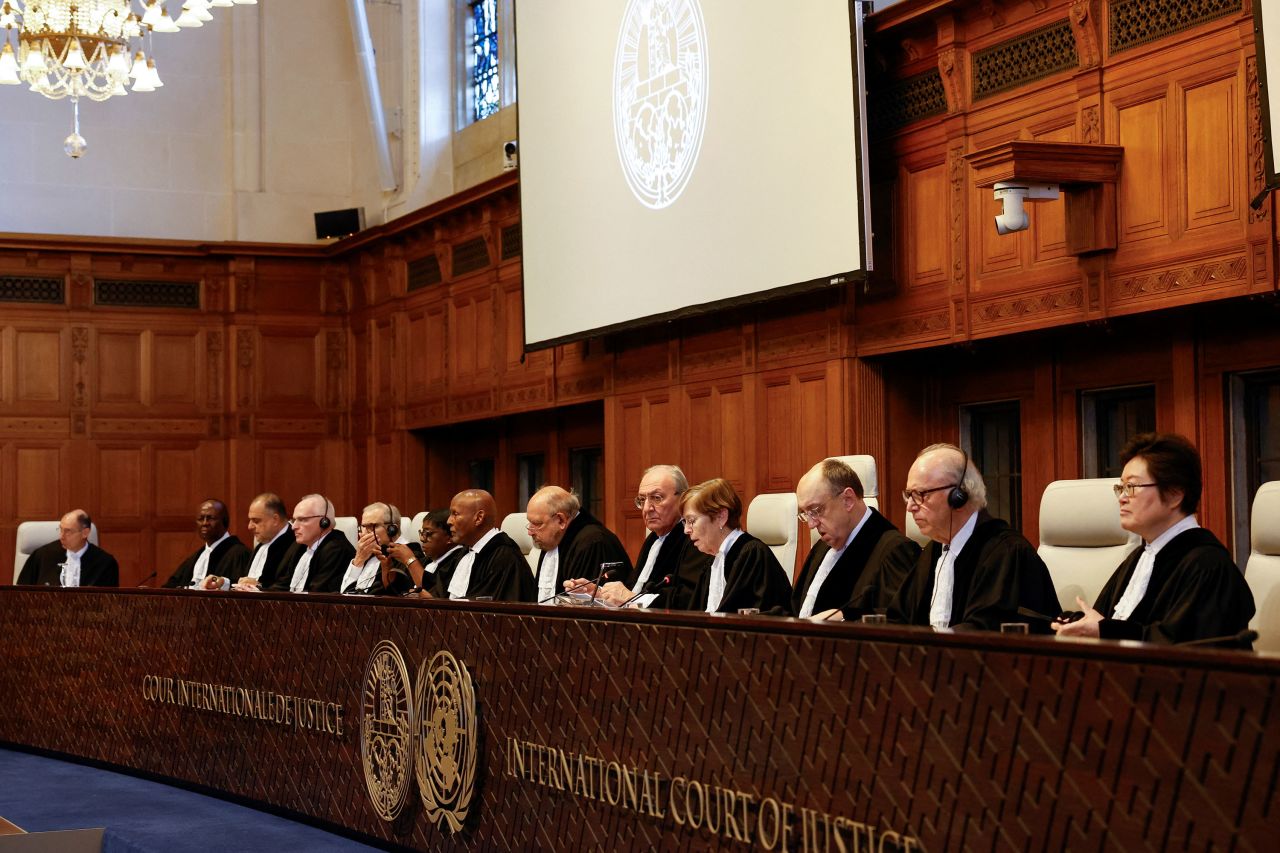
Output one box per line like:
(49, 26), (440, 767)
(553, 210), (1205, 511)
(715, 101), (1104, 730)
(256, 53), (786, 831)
(360, 642), (478, 832)
(613, 0), (709, 209)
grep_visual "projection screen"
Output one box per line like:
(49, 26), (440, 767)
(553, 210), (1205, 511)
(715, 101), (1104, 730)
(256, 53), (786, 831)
(514, 0), (870, 350)
(1256, 1), (1280, 195)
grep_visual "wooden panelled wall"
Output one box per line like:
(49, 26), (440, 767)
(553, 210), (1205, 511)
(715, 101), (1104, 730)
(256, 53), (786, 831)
(2, 0), (1278, 581)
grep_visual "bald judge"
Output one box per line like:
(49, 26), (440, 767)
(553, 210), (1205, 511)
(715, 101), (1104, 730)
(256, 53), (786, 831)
(888, 444), (1059, 632)
(431, 489), (534, 602)
(526, 486), (632, 604)
(793, 458), (920, 620)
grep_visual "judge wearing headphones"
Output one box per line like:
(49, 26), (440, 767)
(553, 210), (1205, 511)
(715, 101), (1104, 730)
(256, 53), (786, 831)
(340, 502), (421, 595)
(887, 444), (1059, 632)
(265, 493), (355, 594)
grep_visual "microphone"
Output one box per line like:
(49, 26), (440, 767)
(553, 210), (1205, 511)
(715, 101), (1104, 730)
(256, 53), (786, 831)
(136, 570), (158, 588)
(590, 561), (625, 604)
(1177, 629), (1258, 648)
(618, 574), (672, 609)
(539, 568), (620, 604)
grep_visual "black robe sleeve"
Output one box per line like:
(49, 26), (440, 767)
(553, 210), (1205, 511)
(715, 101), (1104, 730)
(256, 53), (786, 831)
(1093, 528), (1254, 646)
(17, 540), (61, 585)
(555, 512), (634, 589)
(79, 544), (120, 588)
(304, 533), (357, 593)
(426, 547), (468, 598)
(842, 529), (920, 619)
(644, 531), (712, 611)
(163, 548), (202, 588)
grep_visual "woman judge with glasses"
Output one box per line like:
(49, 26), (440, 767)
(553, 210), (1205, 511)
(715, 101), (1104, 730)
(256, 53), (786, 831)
(683, 478), (794, 615)
(1053, 433), (1255, 647)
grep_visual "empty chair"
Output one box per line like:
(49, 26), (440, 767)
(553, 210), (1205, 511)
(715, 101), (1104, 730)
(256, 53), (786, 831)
(334, 516), (360, 549)
(811, 454), (880, 544)
(1247, 481), (1280, 653)
(746, 492), (799, 576)
(14, 520), (100, 584)
(1038, 478), (1140, 612)
(501, 512), (540, 573)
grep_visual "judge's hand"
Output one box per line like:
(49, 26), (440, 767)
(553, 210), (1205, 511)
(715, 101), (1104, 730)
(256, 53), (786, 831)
(810, 608), (844, 622)
(1052, 597), (1103, 638)
(385, 542), (414, 566)
(198, 575), (222, 590)
(354, 528), (380, 564)
(596, 581), (632, 607)
(232, 578), (261, 592)
(564, 577), (595, 594)
(385, 542), (421, 585)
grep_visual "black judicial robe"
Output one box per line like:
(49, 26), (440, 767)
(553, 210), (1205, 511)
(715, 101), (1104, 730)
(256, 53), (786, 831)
(422, 547), (467, 596)
(691, 532), (794, 615)
(1092, 527), (1255, 647)
(18, 541), (119, 588)
(789, 508), (921, 618)
(343, 542), (426, 596)
(163, 535), (251, 589)
(267, 531), (356, 594)
(539, 510), (634, 590)
(243, 526), (298, 590)
(888, 512), (1060, 633)
(436, 530), (535, 602)
(633, 529), (712, 610)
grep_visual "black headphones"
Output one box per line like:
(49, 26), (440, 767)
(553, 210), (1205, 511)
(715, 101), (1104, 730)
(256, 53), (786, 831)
(381, 503), (401, 541)
(318, 496), (334, 530)
(947, 446), (970, 510)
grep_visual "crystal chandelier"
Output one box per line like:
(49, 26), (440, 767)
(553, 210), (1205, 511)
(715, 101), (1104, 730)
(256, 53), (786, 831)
(0, 0), (257, 158)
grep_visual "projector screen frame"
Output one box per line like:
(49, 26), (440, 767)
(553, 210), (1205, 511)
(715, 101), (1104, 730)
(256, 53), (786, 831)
(511, 0), (875, 353)
(1254, 0), (1280, 204)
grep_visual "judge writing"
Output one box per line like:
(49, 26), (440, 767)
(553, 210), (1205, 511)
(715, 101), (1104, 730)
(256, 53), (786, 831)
(888, 444), (1059, 632)
(572, 465), (711, 609)
(229, 493), (296, 591)
(163, 500), (250, 589)
(1053, 433), (1255, 646)
(793, 458), (920, 620)
(17, 509), (118, 588)
(526, 485), (632, 604)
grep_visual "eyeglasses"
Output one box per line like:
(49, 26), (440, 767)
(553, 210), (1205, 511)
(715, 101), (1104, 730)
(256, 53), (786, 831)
(359, 523), (386, 533)
(901, 484), (955, 506)
(634, 491), (670, 509)
(289, 514), (323, 525)
(796, 492), (840, 524)
(682, 515), (705, 529)
(1113, 482), (1158, 498)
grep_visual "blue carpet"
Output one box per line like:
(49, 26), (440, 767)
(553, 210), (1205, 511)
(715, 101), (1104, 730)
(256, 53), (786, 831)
(0, 748), (381, 852)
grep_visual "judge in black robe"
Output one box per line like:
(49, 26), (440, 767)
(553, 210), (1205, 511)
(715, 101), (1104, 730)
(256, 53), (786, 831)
(1088, 527), (1254, 645)
(888, 512), (1060, 632)
(344, 541), (426, 596)
(434, 530), (535, 602)
(529, 495), (634, 595)
(633, 529), (712, 610)
(690, 531), (794, 614)
(239, 525), (297, 590)
(164, 536), (251, 588)
(18, 540), (119, 587)
(418, 546), (467, 597)
(268, 530), (356, 594)
(791, 508), (920, 619)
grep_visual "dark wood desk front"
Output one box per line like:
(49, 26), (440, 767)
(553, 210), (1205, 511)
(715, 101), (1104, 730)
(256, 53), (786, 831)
(0, 588), (1276, 851)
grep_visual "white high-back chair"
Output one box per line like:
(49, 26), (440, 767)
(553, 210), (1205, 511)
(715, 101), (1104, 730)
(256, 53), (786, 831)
(810, 454), (880, 544)
(405, 511), (428, 540)
(1038, 478), (1140, 611)
(746, 492), (799, 575)
(334, 516), (360, 549)
(14, 520), (101, 583)
(1247, 481), (1280, 653)
(501, 512), (540, 573)
(903, 511), (930, 548)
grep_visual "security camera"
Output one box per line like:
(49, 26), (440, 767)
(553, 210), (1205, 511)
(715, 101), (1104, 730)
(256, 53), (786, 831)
(503, 139), (518, 170)
(993, 181), (1059, 235)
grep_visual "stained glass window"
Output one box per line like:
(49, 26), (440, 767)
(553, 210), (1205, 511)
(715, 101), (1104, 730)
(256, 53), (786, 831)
(470, 0), (500, 122)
